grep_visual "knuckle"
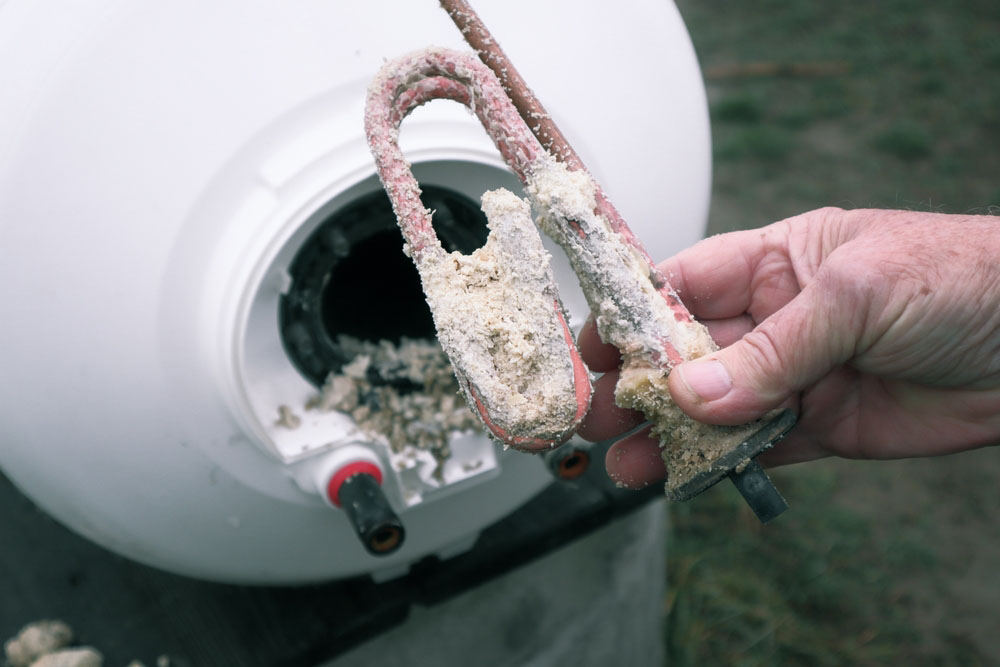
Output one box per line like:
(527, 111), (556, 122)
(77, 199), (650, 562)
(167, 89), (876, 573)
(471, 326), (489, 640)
(786, 206), (846, 230)
(810, 206), (847, 225)
(817, 261), (873, 298)
(734, 326), (787, 393)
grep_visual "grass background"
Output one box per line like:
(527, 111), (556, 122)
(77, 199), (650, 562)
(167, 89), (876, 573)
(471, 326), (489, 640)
(665, 1), (1000, 664)
(681, 0), (1000, 235)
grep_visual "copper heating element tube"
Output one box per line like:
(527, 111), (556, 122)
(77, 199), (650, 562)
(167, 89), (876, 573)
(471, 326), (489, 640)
(365, 49), (592, 449)
(440, 0), (697, 345)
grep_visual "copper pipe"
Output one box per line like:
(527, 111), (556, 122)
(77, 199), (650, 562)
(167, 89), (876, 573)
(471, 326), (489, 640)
(439, 0), (581, 170)
(365, 49), (593, 450)
(439, 0), (669, 289)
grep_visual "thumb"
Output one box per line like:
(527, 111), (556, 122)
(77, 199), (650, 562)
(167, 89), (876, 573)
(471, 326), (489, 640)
(667, 279), (858, 424)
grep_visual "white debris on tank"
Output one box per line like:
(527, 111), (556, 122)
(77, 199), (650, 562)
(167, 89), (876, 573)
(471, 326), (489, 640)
(310, 335), (481, 473)
(275, 404), (301, 429)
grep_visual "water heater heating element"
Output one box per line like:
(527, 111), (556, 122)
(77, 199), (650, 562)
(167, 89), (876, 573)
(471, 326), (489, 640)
(0, 0), (712, 585)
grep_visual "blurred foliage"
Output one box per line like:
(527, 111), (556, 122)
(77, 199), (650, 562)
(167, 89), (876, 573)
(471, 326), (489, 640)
(666, 1), (1000, 663)
(664, 466), (985, 666)
(873, 124), (933, 160)
(677, 0), (1000, 232)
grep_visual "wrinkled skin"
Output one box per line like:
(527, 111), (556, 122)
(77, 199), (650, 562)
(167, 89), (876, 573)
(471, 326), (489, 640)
(577, 208), (1000, 488)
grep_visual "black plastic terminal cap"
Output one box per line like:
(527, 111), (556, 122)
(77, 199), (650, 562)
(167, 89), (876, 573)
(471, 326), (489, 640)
(338, 473), (406, 556)
(667, 409), (797, 523)
(728, 459), (788, 524)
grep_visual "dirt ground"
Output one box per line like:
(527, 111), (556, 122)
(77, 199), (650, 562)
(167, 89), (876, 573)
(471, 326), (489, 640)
(667, 1), (1000, 664)
(826, 451), (1000, 660)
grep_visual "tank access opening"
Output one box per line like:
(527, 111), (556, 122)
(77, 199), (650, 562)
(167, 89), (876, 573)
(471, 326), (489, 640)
(279, 185), (490, 387)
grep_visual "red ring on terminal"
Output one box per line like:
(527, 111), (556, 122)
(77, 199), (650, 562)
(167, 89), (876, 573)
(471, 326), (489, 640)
(326, 461), (383, 507)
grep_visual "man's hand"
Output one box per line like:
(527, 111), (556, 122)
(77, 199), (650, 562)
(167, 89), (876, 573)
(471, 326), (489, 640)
(577, 207), (1000, 488)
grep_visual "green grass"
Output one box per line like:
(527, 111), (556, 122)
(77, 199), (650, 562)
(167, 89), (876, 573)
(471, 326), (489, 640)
(678, 0), (1000, 233)
(872, 124), (933, 160)
(715, 126), (794, 162)
(665, 466), (946, 666)
(712, 94), (765, 124)
(668, 1), (1000, 662)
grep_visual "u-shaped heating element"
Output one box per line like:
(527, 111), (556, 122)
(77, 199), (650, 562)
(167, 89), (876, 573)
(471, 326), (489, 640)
(364, 46), (795, 516)
(365, 49), (592, 451)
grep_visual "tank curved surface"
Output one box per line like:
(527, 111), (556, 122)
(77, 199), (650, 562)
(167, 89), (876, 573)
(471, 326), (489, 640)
(0, 0), (711, 583)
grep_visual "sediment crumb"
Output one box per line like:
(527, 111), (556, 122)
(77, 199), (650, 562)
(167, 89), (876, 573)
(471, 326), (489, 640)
(2, 621), (162, 667)
(4, 621), (73, 667)
(275, 405), (301, 429)
(311, 336), (480, 469)
(29, 648), (103, 667)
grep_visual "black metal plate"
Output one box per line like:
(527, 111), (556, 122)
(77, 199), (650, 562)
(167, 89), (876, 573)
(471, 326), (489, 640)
(666, 409), (798, 502)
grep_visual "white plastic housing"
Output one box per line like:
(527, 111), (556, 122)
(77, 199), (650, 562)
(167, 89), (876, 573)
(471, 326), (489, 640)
(0, 0), (711, 583)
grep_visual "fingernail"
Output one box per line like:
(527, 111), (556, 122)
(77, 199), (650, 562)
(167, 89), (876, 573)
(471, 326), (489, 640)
(677, 359), (732, 402)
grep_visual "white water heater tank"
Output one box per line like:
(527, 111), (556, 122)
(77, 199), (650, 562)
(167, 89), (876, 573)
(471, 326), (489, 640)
(0, 0), (711, 583)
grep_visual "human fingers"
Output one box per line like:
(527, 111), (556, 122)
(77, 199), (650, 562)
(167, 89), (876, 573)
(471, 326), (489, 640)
(577, 370), (645, 442)
(604, 426), (666, 489)
(703, 315), (755, 348)
(658, 223), (792, 320)
(577, 315), (620, 372)
(667, 271), (861, 425)
(576, 317), (750, 445)
(578, 311), (754, 374)
(661, 208), (861, 323)
(579, 304), (754, 370)
(579, 210), (837, 372)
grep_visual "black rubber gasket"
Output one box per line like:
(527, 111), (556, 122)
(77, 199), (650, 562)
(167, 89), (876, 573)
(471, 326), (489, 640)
(279, 186), (490, 386)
